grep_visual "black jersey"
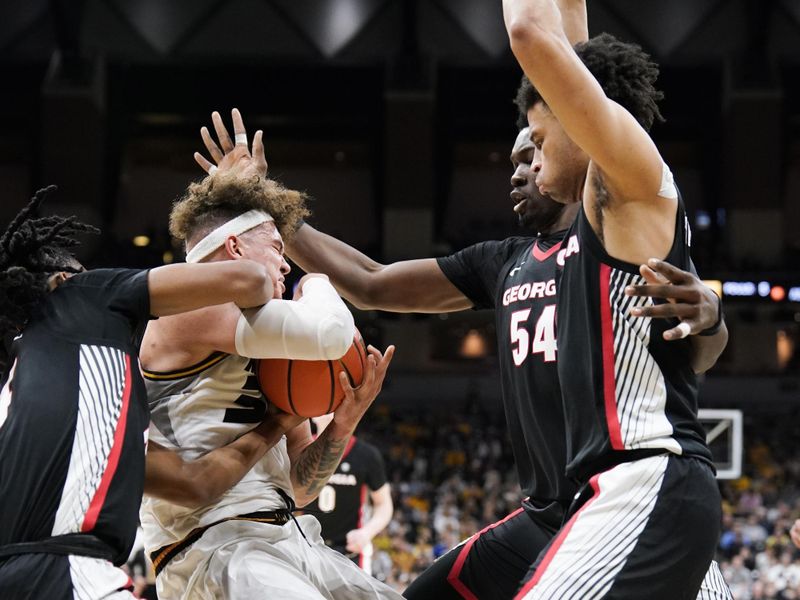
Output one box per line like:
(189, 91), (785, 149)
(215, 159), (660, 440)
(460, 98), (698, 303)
(438, 232), (577, 505)
(555, 199), (712, 482)
(0, 269), (152, 566)
(308, 437), (387, 545)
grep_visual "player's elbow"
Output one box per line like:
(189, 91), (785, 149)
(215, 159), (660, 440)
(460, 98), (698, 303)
(318, 314), (356, 359)
(230, 261), (272, 307)
(507, 16), (558, 55)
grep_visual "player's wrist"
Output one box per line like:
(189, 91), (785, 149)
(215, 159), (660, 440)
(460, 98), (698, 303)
(697, 291), (723, 337)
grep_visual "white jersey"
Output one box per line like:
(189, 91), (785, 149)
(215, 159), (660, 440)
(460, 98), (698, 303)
(140, 352), (294, 552)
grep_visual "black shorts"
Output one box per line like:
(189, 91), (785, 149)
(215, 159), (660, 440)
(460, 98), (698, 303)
(515, 455), (721, 600)
(0, 553), (134, 599)
(404, 499), (566, 600)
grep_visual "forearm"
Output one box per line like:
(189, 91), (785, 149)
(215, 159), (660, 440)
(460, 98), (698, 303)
(690, 321), (729, 374)
(290, 422), (354, 507)
(288, 224), (471, 313)
(556, 0), (588, 44)
(287, 223), (382, 309)
(145, 419), (288, 508)
(361, 498), (393, 539)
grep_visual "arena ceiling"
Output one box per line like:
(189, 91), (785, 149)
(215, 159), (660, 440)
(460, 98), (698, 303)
(1, 0), (800, 67)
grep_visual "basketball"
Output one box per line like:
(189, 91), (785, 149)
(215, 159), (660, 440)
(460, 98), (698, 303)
(257, 330), (368, 417)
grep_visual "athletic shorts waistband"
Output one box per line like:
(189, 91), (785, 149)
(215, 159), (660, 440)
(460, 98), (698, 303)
(0, 533), (114, 564)
(149, 509), (293, 576)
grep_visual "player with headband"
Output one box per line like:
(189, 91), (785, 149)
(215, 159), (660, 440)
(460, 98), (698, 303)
(139, 111), (402, 600)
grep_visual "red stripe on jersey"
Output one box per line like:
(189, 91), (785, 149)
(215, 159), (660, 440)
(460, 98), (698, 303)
(81, 354), (133, 532)
(599, 264), (623, 450)
(357, 482), (368, 569)
(514, 476), (602, 599)
(448, 507), (525, 599)
(532, 240), (563, 262)
(342, 436), (357, 461)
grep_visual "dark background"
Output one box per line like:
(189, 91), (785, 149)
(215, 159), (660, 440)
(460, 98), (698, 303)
(1, 0), (799, 407)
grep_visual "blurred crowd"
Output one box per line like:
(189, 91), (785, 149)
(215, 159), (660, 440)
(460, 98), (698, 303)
(124, 403), (800, 598)
(361, 406), (800, 598)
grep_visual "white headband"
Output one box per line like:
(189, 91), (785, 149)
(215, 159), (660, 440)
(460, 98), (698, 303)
(185, 209), (274, 263)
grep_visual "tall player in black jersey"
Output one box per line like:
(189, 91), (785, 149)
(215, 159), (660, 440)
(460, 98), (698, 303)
(196, 103), (728, 598)
(0, 186), (297, 599)
(504, 0), (729, 598)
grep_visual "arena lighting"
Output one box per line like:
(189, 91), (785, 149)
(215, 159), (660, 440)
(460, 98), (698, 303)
(162, 251), (174, 264)
(460, 329), (488, 358)
(132, 235), (150, 247)
(722, 281), (757, 297)
(719, 281), (800, 302)
(702, 280), (722, 297)
(770, 286), (786, 302)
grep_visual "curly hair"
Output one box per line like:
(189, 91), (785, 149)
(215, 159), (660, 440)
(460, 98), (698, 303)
(0, 185), (98, 367)
(514, 32), (664, 132)
(170, 173), (311, 249)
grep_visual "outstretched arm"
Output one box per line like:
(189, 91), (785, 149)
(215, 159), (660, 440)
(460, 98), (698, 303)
(287, 224), (471, 313)
(286, 345), (394, 507)
(144, 411), (304, 508)
(556, 0), (588, 44)
(625, 259), (728, 374)
(503, 0), (663, 202)
(193, 109), (471, 314)
(148, 259), (274, 317)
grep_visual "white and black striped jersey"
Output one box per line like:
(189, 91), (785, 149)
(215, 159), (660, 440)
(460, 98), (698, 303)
(555, 184), (713, 482)
(437, 233), (578, 507)
(0, 269), (151, 566)
(140, 353), (294, 553)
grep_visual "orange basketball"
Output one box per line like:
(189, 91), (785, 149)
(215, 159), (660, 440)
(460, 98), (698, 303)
(257, 331), (368, 418)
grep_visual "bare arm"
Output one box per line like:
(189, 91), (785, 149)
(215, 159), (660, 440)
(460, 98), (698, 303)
(344, 483), (394, 553)
(144, 412), (304, 508)
(287, 223), (471, 313)
(193, 111), (470, 314)
(147, 260), (272, 317)
(556, 0), (588, 44)
(503, 0), (663, 201)
(287, 345), (394, 506)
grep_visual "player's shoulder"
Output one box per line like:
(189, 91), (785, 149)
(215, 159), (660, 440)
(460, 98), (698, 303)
(66, 267), (146, 289)
(352, 438), (385, 463)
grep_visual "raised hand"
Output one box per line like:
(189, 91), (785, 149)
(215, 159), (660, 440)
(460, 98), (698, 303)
(194, 108), (268, 180)
(624, 258), (722, 341)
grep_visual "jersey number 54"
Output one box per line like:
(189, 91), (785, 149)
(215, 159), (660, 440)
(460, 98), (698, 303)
(510, 305), (557, 366)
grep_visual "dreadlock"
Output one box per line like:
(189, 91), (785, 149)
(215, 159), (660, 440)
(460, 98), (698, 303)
(514, 32), (664, 132)
(0, 186), (99, 365)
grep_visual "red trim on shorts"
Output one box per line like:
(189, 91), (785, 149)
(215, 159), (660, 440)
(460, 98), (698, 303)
(447, 507), (525, 600)
(599, 263), (623, 450)
(82, 354), (133, 532)
(514, 475), (602, 599)
(532, 240), (563, 262)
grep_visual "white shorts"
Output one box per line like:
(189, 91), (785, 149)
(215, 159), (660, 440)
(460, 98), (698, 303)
(155, 515), (402, 600)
